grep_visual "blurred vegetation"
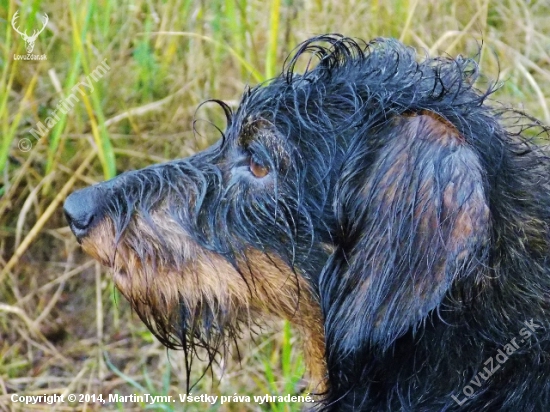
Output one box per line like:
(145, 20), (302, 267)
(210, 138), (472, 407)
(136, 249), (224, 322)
(1, 0), (549, 410)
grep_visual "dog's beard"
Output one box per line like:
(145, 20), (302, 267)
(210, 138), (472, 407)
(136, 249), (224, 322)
(80, 213), (327, 390)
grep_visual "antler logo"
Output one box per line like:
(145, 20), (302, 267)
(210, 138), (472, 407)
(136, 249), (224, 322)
(12, 11), (48, 54)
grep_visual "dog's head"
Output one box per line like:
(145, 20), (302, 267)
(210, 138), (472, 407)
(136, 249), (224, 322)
(65, 35), (506, 392)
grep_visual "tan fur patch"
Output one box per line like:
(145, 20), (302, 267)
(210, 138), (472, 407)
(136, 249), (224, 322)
(81, 214), (327, 391)
(351, 112), (490, 326)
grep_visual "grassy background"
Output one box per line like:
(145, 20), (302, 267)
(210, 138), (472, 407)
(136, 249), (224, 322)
(1, 0), (550, 410)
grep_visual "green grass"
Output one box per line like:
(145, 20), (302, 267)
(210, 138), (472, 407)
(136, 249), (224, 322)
(1, 0), (550, 410)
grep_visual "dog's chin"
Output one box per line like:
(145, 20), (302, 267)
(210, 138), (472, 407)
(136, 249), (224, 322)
(81, 243), (114, 268)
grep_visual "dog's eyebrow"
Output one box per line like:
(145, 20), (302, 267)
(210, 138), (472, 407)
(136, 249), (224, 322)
(238, 119), (287, 153)
(238, 119), (274, 141)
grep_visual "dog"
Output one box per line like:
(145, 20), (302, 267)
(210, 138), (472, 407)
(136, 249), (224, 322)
(64, 34), (550, 410)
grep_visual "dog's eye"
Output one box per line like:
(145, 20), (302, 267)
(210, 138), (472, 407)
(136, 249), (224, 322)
(249, 155), (269, 178)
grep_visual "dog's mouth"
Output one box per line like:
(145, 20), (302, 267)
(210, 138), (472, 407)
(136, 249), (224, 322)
(80, 224), (137, 296)
(78, 219), (117, 267)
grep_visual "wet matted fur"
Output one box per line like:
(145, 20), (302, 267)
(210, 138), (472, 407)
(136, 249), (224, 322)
(64, 35), (550, 411)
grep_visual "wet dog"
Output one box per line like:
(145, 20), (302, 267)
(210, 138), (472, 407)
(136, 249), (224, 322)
(64, 35), (550, 410)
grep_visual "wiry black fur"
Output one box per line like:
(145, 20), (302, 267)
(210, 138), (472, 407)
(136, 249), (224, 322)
(65, 35), (550, 411)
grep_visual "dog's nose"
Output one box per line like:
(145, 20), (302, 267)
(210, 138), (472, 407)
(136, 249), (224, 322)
(64, 187), (101, 240)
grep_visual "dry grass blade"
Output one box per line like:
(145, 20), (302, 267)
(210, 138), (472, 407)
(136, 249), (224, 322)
(0, 149), (97, 282)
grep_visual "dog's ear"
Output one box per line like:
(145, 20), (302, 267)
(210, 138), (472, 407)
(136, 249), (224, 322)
(322, 113), (491, 352)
